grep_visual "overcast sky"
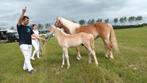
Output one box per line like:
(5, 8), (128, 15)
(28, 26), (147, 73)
(0, 0), (147, 27)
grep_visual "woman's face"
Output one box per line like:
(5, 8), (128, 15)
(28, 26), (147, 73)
(33, 25), (38, 30)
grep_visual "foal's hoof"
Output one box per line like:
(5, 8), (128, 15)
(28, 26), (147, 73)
(108, 56), (114, 60)
(67, 66), (70, 69)
(76, 56), (81, 60)
(37, 56), (40, 59)
(110, 56), (114, 60)
(105, 54), (109, 58)
(31, 57), (35, 60)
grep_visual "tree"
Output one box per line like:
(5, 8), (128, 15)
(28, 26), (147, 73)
(10, 26), (15, 30)
(119, 17), (125, 24)
(91, 19), (95, 24)
(136, 16), (143, 21)
(38, 24), (44, 30)
(128, 16), (135, 23)
(79, 19), (86, 25)
(96, 18), (103, 22)
(87, 19), (95, 24)
(45, 23), (50, 29)
(104, 18), (109, 23)
(114, 18), (118, 24)
(123, 17), (127, 23)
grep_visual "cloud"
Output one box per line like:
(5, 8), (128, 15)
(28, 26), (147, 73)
(27, 0), (127, 22)
(0, 0), (147, 27)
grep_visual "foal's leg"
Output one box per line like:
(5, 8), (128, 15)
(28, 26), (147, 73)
(84, 44), (98, 66)
(89, 47), (98, 66)
(91, 50), (98, 66)
(84, 45), (92, 64)
(76, 47), (82, 60)
(87, 49), (92, 64)
(61, 52), (65, 68)
(63, 48), (70, 69)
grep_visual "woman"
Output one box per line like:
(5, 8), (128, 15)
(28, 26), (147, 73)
(31, 24), (40, 60)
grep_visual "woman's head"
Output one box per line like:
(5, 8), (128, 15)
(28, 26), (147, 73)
(32, 24), (38, 30)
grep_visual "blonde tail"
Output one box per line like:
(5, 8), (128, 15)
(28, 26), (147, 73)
(109, 24), (119, 52)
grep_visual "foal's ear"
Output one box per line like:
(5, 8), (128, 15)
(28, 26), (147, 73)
(48, 27), (52, 32)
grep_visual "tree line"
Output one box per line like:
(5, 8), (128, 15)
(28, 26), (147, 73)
(79, 16), (143, 25)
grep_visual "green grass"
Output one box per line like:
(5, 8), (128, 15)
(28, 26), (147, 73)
(0, 26), (147, 83)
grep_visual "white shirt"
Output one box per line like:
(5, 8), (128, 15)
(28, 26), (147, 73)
(32, 29), (39, 40)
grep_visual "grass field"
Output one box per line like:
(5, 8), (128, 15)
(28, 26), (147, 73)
(0, 26), (147, 83)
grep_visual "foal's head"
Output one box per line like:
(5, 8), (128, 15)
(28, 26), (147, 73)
(49, 25), (64, 36)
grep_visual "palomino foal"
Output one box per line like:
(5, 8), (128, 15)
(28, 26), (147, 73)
(50, 26), (98, 69)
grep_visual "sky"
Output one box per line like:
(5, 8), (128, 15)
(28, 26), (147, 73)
(0, 0), (147, 27)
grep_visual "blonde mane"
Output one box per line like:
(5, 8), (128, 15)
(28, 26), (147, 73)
(57, 17), (80, 34)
